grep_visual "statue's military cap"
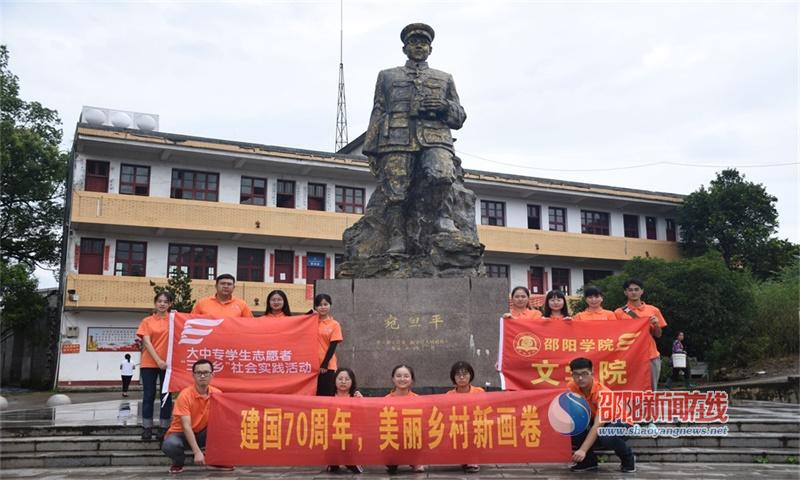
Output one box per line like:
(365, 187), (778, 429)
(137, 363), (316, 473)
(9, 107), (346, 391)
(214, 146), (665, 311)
(400, 23), (435, 44)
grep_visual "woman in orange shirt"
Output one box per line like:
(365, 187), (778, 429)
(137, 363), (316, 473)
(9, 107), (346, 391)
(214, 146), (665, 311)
(386, 365), (425, 474)
(543, 289), (572, 320)
(327, 368), (364, 474)
(314, 294), (343, 396)
(263, 289), (291, 317)
(503, 286), (543, 321)
(573, 286), (617, 321)
(446, 361), (484, 474)
(136, 291), (175, 441)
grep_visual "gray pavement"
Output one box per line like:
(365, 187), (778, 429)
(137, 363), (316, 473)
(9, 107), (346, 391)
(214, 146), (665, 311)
(1, 463), (799, 479)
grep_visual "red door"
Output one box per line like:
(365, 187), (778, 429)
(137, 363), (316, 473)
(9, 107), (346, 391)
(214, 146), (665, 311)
(306, 253), (325, 286)
(79, 238), (105, 274)
(85, 160), (109, 193)
(529, 267), (545, 294)
(274, 250), (294, 283)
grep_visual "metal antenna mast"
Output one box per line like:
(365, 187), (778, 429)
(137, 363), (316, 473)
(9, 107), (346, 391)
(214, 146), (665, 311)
(335, 0), (349, 151)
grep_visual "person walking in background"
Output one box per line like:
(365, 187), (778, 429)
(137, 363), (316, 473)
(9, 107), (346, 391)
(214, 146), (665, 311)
(120, 353), (135, 397)
(136, 291), (174, 441)
(666, 331), (693, 389)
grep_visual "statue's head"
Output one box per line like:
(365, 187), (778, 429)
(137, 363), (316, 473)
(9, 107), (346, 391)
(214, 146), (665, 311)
(401, 23), (434, 62)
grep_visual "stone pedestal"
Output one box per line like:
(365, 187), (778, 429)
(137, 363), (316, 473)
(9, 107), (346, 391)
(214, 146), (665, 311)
(316, 277), (507, 390)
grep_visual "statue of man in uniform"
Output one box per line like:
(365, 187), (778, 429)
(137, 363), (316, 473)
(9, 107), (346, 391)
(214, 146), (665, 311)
(362, 23), (467, 253)
(339, 23), (483, 278)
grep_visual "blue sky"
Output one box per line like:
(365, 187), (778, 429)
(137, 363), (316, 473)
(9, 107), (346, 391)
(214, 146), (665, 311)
(2, 0), (797, 286)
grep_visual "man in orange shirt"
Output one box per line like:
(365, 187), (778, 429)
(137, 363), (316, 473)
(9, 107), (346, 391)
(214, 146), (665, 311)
(161, 359), (231, 474)
(191, 274), (253, 318)
(568, 357), (635, 473)
(614, 279), (666, 391)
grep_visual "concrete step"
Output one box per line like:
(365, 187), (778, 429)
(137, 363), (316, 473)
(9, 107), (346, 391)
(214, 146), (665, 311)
(0, 425), (142, 438)
(0, 435), (161, 453)
(627, 432), (799, 449)
(2, 446), (798, 469)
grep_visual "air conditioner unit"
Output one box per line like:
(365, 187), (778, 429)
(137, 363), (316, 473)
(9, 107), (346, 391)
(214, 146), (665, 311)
(65, 326), (79, 338)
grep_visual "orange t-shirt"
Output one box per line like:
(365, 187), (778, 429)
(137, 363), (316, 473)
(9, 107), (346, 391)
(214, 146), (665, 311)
(385, 390), (418, 397)
(614, 302), (667, 359)
(446, 385), (486, 394)
(166, 385), (222, 436)
(191, 295), (253, 318)
(567, 379), (610, 418)
(317, 315), (343, 371)
(136, 314), (169, 369)
(574, 309), (617, 321)
(509, 308), (543, 321)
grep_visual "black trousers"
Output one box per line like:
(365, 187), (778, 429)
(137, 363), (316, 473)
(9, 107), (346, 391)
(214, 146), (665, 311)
(316, 371), (337, 396)
(121, 375), (133, 393)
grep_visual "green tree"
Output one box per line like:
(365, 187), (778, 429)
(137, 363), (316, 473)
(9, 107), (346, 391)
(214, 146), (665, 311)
(0, 260), (46, 342)
(677, 169), (798, 280)
(0, 45), (67, 268)
(151, 269), (195, 313)
(584, 252), (758, 367)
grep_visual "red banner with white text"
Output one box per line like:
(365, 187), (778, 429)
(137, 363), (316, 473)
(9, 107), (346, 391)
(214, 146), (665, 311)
(499, 318), (652, 391)
(165, 313), (319, 394)
(206, 391), (571, 465)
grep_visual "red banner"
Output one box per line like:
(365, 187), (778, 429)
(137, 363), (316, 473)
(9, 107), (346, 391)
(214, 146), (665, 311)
(206, 391), (571, 465)
(499, 318), (652, 391)
(165, 313), (319, 394)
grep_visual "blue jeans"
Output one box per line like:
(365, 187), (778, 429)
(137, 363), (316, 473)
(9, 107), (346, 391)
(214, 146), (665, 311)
(571, 420), (633, 464)
(140, 367), (172, 426)
(162, 429), (206, 467)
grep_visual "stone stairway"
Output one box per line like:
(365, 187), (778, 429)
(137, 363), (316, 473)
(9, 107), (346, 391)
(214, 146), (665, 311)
(1, 400), (798, 469)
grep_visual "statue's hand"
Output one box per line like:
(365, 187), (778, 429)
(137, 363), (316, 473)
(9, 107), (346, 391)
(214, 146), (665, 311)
(420, 96), (447, 113)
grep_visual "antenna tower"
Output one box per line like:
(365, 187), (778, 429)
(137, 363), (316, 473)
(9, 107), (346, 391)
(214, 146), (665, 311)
(335, 0), (349, 151)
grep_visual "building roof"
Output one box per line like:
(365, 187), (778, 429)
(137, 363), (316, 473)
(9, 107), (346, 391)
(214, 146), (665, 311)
(75, 125), (683, 204)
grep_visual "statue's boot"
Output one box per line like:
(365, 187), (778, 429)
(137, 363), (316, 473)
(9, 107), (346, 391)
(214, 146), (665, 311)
(385, 206), (406, 253)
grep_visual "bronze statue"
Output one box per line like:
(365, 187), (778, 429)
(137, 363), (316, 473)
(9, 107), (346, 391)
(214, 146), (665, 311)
(338, 23), (484, 278)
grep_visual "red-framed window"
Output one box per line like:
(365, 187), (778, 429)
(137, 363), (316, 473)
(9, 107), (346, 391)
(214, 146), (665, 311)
(335, 186), (365, 214)
(240, 176), (267, 206)
(624, 214), (640, 238)
(78, 238), (105, 274)
(277, 180), (295, 208)
(85, 160), (109, 193)
(170, 169), (219, 202)
(168, 244), (217, 280)
(666, 218), (677, 242)
(119, 164), (150, 196)
(583, 269), (612, 287)
(646, 216), (657, 240)
(581, 210), (610, 236)
(308, 183), (327, 211)
(485, 263), (509, 278)
(237, 248), (265, 282)
(551, 267), (571, 295)
(481, 200), (506, 226)
(527, 204), (541, 229)
(114, 240), (147, 277)
(549, 207), (566, 232)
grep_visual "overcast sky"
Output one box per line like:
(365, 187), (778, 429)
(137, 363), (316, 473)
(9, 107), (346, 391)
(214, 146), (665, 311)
(2, 0), (797, 287)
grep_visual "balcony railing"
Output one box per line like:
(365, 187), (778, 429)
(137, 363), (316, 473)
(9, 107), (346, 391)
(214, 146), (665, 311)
(71, 191), (680, 261)
(64, 273), (313, 313)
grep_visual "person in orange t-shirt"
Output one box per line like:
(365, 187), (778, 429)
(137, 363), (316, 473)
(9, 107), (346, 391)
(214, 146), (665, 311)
(614, 279), (667, 391)
(446, 361), (484, 473)
(313, 293), (343, 396)
(136, 291), (174, 440)
(573, 286), (617, 321)
(567, 357), (635, 473)
(385, 365), (424, 474)
(263, 289), (291, 317)
(161, 359), (230, 474)
(503, 286), (543, 321)
(191, 274), (253, 318)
